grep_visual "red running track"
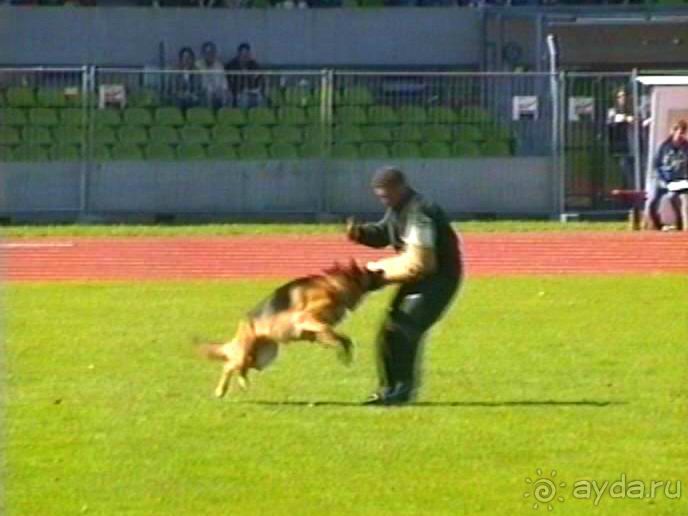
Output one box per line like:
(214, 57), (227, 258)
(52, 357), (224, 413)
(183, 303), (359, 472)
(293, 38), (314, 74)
(1, 233), (687, 282)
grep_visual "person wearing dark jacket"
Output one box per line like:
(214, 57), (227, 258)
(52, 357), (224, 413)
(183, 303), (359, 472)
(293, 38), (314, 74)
(225, 42), (264, 109)
(170, 47), (201, 110)
(347, 166), (462, 405)
(647, 120), (688, 231)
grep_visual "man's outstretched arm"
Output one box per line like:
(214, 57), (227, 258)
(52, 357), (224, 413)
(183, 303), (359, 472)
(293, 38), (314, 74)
(347, 215), (391, 248)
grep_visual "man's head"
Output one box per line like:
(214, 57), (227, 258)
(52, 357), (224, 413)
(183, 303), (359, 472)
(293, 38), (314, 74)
(671, 120), (688, 144)
(615, 88), (627, 108)
(371, 166), (409, 209)
(178, 47), (195, 69)
(201, 41), (218, 64)
(237, 42), (252, 65)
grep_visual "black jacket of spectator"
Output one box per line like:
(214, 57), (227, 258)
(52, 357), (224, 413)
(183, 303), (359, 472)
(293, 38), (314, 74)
(225, 58), (263, 98)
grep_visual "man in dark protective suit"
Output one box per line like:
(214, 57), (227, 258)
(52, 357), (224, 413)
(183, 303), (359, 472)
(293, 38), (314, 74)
(347, 166), (463, 406)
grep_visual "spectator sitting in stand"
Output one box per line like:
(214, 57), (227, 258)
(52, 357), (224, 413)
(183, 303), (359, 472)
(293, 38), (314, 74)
(170, 47), (201, 110)
(196, 41), (230, 109)
(225, 42), (265, 109)
(647, 120), (688, 231)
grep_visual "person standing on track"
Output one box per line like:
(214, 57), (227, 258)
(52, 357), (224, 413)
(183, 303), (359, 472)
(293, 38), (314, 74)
(346, 166), (463, 406)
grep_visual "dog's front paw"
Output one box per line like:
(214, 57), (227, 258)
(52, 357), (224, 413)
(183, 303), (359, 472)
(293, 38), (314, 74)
(214, 386), (227, 398)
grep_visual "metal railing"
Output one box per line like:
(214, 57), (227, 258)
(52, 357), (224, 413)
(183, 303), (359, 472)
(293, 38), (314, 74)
(0, 66), (645, 212)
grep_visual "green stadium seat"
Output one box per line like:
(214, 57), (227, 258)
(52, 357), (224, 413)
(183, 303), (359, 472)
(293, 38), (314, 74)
(368, 106), (399, 125)
(0, 146), (14, 161)
(111, 143), (144, 160)
(299, 142), (322, 158)
(186, 107), (215, 127)
(238, 142), (269, 160)
(481, 140), (511, 156)
(123, 108), (153, 126)
(272, 126), (302, 144)
(59, 108), (84, 127)
(278, 107), (307, 125)
(36, 88), (68, 108)
(51, 144), (81, 161)
(128, 89), (158, 108)
(247, 107), (277, 125)
(1, 108), (28, 126)
(336, 106), (367, 125)
(94, 127), (117, 145)
(336, 86), (374, 106)
(452, 141), (481, 157)
(305, 107), (322, 124)
(394, 125), (423, 142)
(22, 127), (52, 145)
(459, 125), (483, 142)
(331, 143), (359, 159)
(361, 125), (393, 142)
(423, 125), (452, 142)
(397, 106), (427, 124)
(93, 144), (111, 161)
(421, 142), (451, 158)
(155, 107), (184, 126)
(391, 142), (421, 158)
(29, 108), (59, 127)
(334, 125), (363, 143)
(270, 142), (299, 159)
(496, 126), (514, 142)
(283, 87), (317, 108)
(118, 126), (148, 144)
(149, 126), (179, 144)
(242, 125), (272, 144)
(179, 126), (210, 144)
(0, 127), (20, 145)
(426, 107), (458, 124)
(176, 143), (206, 160)
(206, 144), (237, 160)
(217, 108), (247, 126)
(94, 109), (122, 127)
(145, 143), (176, 160)
(53, 126), (83, 145)
(14, 144), (49, 161)
(7, 87), (36, 108)
(360, 142), (389, 159)
(304, 125), (327, 144)
(212, 126), (242, 145)
(458, 106), (491, 124)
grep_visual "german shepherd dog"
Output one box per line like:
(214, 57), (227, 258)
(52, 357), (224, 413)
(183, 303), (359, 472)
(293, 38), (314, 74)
(201, 260), (385, 398)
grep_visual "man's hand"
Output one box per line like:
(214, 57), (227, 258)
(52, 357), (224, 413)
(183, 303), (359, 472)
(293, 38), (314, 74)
(346, 217), (361, 242)
(365, 262), (388, 291)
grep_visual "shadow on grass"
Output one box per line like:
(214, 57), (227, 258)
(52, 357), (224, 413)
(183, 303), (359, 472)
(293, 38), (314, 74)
(239, 400), (626, 408)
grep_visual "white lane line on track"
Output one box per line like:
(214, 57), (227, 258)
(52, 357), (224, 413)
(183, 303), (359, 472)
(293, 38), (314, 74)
(0, 242), (76, 249)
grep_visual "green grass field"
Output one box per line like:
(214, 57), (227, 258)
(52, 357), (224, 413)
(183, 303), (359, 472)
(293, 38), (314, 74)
(0, 220), (627, 238)
(4, 276), (687, 515)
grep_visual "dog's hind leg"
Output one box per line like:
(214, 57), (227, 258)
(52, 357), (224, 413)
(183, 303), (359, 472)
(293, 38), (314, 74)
(314, 328), (355, 366)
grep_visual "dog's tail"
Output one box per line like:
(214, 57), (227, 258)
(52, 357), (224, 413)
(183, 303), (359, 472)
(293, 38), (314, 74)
(197, 342), (228, 362)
